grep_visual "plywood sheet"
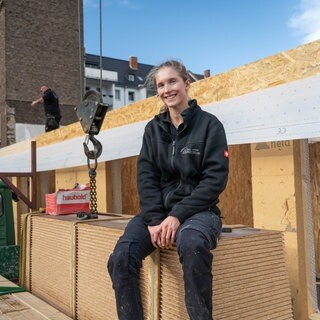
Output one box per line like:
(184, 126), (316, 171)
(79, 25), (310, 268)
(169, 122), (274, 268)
(220, 144), (253, 226)
(159, 229), (293, 320)
(75, 222), (154, 320)
(120, 156), (140, 215)
(28, 217), (74, 317)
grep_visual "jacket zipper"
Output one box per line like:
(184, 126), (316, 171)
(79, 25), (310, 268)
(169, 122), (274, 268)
(165, 136), (177, 209)
(165, 125), (184, 209)
(171, 139), (176, 168)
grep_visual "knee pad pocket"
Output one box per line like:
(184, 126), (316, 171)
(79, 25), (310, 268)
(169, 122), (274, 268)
(177, 212), (222, 251)
(177, 228), (210, 252)
(107, 242), (131, 282)
(176, 228), (213, 269)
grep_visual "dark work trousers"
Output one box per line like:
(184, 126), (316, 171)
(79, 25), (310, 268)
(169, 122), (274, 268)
(107, 210), (222, 320)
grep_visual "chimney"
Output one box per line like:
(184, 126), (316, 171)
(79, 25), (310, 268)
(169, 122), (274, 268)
(204, 69), (211, 78)
(129, 56), (138, 70)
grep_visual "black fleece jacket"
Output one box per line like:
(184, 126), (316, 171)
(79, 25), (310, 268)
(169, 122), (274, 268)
(137, 99), (229, 226)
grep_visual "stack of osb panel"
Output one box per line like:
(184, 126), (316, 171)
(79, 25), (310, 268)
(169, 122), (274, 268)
(159, 228), (293, 320)
(24, 214), (154, 320)
(24, 214), (293, 319)
(25, 215), (75, 317)
(74, 219), (155, 320)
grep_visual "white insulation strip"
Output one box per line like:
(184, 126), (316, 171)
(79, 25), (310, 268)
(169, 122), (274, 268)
(0, 74), (319, 172)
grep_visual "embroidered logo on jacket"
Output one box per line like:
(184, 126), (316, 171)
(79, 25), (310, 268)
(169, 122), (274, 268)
(180, 146), (201, 155)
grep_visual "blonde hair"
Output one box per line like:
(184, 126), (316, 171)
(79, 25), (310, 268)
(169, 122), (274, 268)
(145, 59), (190, 91)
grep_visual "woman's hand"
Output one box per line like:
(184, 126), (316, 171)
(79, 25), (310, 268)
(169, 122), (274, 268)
(159, 216), (180, 249)
(148, 216), (180, 249)
(148, 224), (162, 248)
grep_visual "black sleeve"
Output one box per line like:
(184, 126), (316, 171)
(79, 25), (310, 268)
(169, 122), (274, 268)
(43, 90), (58, 104)
(137, 124), (166, 226)
(43, 90), (52, 103)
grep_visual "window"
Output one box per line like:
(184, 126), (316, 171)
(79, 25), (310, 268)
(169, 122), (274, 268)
(85, 62), (99, 69)
(128, 91), (135, 101)
(128, 74), (135, 82)
(115, 89), (121, 100)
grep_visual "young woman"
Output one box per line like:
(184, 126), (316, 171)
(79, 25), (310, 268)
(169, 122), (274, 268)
(108, 60), (229, 320)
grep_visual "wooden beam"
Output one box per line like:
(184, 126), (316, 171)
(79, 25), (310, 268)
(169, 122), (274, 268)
(293, 139), (320, 319)
(0, 275), (72, 320)
(0, 140), (37, 210)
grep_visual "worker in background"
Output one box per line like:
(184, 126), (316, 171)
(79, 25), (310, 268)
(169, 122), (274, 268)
(107, 60), (229, 320)
(31, 86), (62, 132)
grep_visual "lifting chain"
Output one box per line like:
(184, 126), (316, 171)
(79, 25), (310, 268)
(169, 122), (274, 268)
(82, 134), (103, 219)
(88, 168), (98, 218)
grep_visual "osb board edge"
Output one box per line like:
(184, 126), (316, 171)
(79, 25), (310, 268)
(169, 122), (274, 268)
(32, 39), (320, 148)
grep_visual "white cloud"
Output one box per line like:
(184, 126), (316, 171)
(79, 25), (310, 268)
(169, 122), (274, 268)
(288, 0), (320, 43)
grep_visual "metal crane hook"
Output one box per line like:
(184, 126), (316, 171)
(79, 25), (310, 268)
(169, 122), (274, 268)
(83, 134), (103, 160)
(83, 134), (103, 159)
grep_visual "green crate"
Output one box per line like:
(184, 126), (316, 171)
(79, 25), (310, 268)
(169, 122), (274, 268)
(0, 180), (15, 246)
(0, 245), (20, 280)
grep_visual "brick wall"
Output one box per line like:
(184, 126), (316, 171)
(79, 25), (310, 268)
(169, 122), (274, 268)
(9, 100), (78, 126)
(0, 4), (7, 145)
(0, 0), (84, 145)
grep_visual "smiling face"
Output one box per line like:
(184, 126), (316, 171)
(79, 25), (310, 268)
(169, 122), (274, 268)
(155, 67), (190, 113)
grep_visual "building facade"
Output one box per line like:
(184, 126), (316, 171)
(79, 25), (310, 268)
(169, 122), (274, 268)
(0, 0), (84, 145)
(84, 55), (155, 110)
(84, 54), (206, 111)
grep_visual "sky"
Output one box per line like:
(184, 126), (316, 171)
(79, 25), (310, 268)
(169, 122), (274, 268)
(83, 0), (320, 75)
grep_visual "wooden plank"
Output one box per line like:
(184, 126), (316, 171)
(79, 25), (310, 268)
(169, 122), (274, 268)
(120, 156), (140, 215)
(309, 142), (320, 279)
(105, 161), (115, 213)
(0, 276), (71, 320)
(293, 140), (320, 320)
(220, 144), (253, 226)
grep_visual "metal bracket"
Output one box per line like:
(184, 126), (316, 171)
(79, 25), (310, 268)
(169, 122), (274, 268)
(74, 90), (110, 135)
